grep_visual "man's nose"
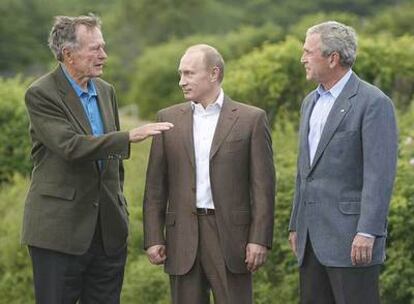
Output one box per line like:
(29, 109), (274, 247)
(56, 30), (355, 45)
(179, 76), (186, 87)
(300, 53), (306, 63)
(99, 48), (107, 59)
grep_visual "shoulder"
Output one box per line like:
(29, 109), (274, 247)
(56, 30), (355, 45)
(94, 77), (114, 91)
(226, 98), (266, 118)
(27, 70), (56, 93)
(354, 75), (393, 108)
(157, 102), (190, 118)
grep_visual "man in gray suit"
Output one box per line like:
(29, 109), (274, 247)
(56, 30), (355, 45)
(288, 21), (398, 303)
(22, 15), (172, 303)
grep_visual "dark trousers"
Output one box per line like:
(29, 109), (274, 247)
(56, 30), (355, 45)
(300, 239), (381, 304)
(29, 224), (127, 304)
(170, 214), (252, 304)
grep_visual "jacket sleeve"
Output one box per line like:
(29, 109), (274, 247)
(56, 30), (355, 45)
(248, 110), (276, 248)
(143, 112), (169, 249)
(357, 94), (398, 236)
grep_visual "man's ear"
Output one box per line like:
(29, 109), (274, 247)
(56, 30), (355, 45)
(329, 52), (340, 69)
(62, 47), (73, 64)
(210, 66), (220, 82)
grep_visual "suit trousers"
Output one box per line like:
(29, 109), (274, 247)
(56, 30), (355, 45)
(169, 214), (252, 304)
(29, 220), (127, 304)
(300, 238), (380, 304)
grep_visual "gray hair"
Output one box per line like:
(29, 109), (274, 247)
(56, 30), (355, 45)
(48, 14), (101, 62)
(185, 44), (225, 83)
(307, 21), (357, 68)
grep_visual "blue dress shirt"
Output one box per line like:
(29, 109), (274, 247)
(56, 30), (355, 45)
(61, 65), (105, 168)
(61, 65), (105, 137)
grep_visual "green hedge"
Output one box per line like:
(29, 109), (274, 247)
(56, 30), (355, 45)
(0, 77), (31, 184)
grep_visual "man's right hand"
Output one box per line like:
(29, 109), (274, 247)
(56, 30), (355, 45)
(288, 231), (298, 257)
(146, 245), (167, 265)
(129, 122), (173, 143)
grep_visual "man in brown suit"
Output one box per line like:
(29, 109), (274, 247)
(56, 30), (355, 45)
(21, 15), (172, 304)
(143, 44), (276, 304)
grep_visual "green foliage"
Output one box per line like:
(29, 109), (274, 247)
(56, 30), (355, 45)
(0, 175), (33, 304)
(122, 256), (169, 304)
(128, 23), (283, 119)
(0, 77), (31, 184)
(224, 37), (312, 126)
(287, 11), (362, 39)
(365, 2), (414, 37)
(380, 105), (414, 303)
(355, 35), (414, 109)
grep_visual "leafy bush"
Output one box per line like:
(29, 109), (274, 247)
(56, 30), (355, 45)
(380, 104), (414, 303)
(355, 35), (414, 109)
(0, 77), (31, 184)
(0, 175), (33, 304)
(224, 37), (312, 126)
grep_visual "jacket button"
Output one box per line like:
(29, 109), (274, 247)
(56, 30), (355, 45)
(92, 202), (99, 207)
(307, 177), (313, 182)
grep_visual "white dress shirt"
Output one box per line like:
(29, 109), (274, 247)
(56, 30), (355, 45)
(192, 89), (224, 209)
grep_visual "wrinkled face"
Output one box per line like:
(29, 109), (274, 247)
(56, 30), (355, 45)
(178, 51), (215, 103)
(301, 33), (331, 84)
(66, 25), (107, 81)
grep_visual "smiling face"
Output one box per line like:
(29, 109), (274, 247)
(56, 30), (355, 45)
(178, 50), (219, 106)
(301, 33), (332, 85)
(64, 25), (107, 88)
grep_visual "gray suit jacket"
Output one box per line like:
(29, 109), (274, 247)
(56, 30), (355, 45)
(22, 65), (130, 256)
(143, 96), (276, 275)
(289, 73), (398, 267)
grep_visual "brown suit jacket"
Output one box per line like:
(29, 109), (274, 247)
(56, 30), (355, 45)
(143, 96), (275, 275)
(21, 65), (130, 256)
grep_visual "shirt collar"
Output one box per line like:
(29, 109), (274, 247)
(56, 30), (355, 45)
(191, 88), (224, 111)
(316, 69), (353, 99)
(61, 64), (97, 98)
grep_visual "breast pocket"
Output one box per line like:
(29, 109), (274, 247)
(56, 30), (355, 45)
(221, 138), (247, 153)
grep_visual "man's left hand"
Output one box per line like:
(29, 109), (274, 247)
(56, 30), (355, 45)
(351, 234), (375, 266)
(245, 243), (268, 272)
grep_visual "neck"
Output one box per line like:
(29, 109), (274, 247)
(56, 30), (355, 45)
(320, 68), (350, 91)
(198, 87), (221, 109)
(62, 63), (89, 90)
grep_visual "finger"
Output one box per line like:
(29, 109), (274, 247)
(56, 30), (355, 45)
(245, 246), (251, 263)
(291, 240), (297, 255)
(148, 130), (162, 135)
(351, 246), (357, 266)
(246, 255), (254, 271)
(252, 255), (261, 272)
(355, 247), (363, 265)
(366, 246), (373, 264)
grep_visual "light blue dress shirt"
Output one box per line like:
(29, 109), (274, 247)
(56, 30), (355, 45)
(61, 65), (105, 168)
(308, 69), (352, 164)
(61, 65), (105, 137)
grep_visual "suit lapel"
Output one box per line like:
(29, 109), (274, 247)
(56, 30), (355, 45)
(180, 103), (196, 169)
(54, 66), (92, 134)
(94, 80), (113, 133)
(308, 74), (358, 174)
(209, 96), (239, 160)
(300, 93), (317, 174)
(94, 80), (114, 174)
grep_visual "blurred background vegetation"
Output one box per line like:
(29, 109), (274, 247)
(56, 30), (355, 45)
(1, 0), (414, 303)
